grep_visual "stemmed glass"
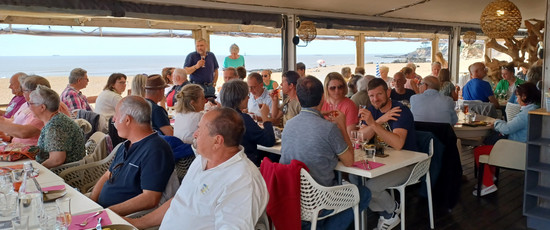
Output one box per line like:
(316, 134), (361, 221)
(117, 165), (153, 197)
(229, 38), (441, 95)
(56, 197), (71, 230)
(350, 131), (359, 149)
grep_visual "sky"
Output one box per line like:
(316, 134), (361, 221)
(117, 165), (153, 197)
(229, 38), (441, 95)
(0, 24), (424, 56)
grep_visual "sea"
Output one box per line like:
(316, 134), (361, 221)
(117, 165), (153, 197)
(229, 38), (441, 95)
(0, 54), (401, 78)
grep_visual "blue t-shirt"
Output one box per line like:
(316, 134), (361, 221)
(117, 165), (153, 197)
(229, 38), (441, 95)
(183, 51), (219, 84)
(146, 99), (171, 135)
(98, 133), (174, 208)
(390, 89), (416, 102)
(280, 108), (349, 187)
(462, 78), (494, 102)
(367, 100), (418, 152)
(238, 110), (275, 166)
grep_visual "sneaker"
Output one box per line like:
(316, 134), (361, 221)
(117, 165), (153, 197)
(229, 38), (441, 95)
(472, 184), (498, 196)
(376, 213), (400, 230)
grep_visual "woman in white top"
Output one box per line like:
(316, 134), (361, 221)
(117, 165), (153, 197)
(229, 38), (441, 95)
(174, 84), (207, 144)
(95, 73), (127, 118)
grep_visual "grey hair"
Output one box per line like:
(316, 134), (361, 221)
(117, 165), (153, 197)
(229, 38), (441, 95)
(131, 74), (148, 97)
(230, 43), (240, 53)
(30, 85), (59, 112)
(119, 96), (152, 124)
(357, 75), (374, 91)
(69, 68), (87, 84)
(431, 62), (442, 67)
(23, 75), (51, 91)
(220, 79), (249, 111)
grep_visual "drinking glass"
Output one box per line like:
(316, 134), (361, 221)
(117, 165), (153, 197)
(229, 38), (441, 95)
(350, 130), (358, 142)
(463, 104), (469, 114)
(11, 169), (23, 192)
(12, 215), (29, 230)
(0, 172), (14, 194)
(56, 197), (71, 230)
(0, 192), (17, 218)
(40, 206), (59, 230)
(328, 104), (338, 119)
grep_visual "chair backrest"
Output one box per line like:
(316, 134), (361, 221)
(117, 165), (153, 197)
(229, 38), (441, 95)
(464, 100), (498, 118)
(59, 143), (120, 192)
(400, 139), (433, 187)
(175, 155), (196, 181)
(83, 133), (111, 163)
(489, 139), (527, 170)
(50, 159), (84, 175)
(85, 132), (105, 155)
(505, 102), (521, 121)
(300, 168), (359, 221)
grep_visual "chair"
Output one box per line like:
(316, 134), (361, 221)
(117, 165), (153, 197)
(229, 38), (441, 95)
(85, 132), (105, 155)
(388, 139), (434, 230)
(463, 100), (498, 118)
(50, 160), (83, 175)
(175, 155), (196, 181)
(300, 168), (360, 230)
(59, 144), (120, 192)
(254, 211), (270, 230)
(476, 139), (526, 197)
(505, 102), (521, 121)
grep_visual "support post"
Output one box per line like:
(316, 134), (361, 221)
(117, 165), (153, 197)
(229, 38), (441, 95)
(431, 37), (439, 62)
(355, 33), (365, 68)
(449, 26), (461, 83)
(282, 14), (296, 72)
(192, 28), (211, 50)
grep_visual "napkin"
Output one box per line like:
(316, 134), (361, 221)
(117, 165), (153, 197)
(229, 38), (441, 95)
(42, 185), (65, 192)
(352, 161), (385, 170)
(69, 210), (112, 230)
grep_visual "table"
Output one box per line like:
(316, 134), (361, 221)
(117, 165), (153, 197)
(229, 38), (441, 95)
(453, 113), (495, 139)
(1, 160), (63, 185)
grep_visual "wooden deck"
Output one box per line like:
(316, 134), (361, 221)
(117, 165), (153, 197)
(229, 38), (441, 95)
(364, 146), (528, 230)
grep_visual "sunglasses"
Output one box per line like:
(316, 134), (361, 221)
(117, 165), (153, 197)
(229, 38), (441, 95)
(329, 85), (345, 91)
(108, 162), (124, 184)
(262, 75), (269, 77)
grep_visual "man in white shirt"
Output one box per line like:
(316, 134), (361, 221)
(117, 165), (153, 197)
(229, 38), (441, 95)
(126, 107), (268, 229)
(410, 76), (458, 125)
(247, 72), (272, 116)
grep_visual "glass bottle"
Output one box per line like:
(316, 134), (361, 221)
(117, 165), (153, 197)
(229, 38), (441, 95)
(17, 162), (43, 229)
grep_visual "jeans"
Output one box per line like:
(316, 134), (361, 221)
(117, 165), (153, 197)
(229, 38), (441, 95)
(301, 184), (371, 230)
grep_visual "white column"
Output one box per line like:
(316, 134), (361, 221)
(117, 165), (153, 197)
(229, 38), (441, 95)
(282, 14), (297, 72)
(449, 26), (461, 83)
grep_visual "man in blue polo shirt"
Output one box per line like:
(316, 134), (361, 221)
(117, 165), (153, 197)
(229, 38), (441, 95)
(184, 39), (219, 97)
(358, 78), (418, 230)
(90, 96), (174, 216)
(462, 62), (500, 109)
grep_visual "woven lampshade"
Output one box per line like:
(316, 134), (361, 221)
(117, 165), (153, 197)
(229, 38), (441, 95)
(480, 0), (522, 39)
(463, 31), (477, 45)
(297, 21), (317, 43)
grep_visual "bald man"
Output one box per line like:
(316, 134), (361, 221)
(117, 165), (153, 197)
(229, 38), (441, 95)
(1, 72), (27, 118)
(410, 76), (458, 125)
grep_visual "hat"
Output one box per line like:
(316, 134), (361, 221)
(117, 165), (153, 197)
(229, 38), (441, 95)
(145, 74), (168, 89)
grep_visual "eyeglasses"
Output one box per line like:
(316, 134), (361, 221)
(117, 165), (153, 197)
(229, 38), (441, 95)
(116, 81), (127, 84)
(262, 75), (269, 78)
(108, 163), (124, 184)
(329, 85), (345, 91)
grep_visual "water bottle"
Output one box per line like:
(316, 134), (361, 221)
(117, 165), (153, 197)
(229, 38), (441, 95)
(17, 162), (43, 229)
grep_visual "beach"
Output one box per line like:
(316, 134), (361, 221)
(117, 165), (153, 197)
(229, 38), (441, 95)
(0, 62), (434, 105)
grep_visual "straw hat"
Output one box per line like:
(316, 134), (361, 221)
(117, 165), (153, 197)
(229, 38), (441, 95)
(145, 74), (168, 89)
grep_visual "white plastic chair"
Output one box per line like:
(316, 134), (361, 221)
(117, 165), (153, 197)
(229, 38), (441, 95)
(505, 102), (521, 121)
(300, 168), (360, 230)
(476, 139), (526, 196)
(388, 139), (434, 230)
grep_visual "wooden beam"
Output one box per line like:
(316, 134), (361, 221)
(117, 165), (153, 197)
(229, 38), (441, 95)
(355, 33), (365, 67)
(431, 37), (439, 62)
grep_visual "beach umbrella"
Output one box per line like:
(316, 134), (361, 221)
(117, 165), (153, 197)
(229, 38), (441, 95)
(376, 63), (380, 77)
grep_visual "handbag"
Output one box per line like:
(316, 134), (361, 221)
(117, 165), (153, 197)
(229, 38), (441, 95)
(0, 143), (39, 161)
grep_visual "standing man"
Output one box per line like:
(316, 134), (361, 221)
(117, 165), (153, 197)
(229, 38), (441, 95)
(125, 108), (268, 229)
(270, 71), (301, 126)
(184, 39), (219, 97)
(60, 68), (96, 111)
(410, 76), (458, 125)
(144, 75), (173, 136)
(462, 62), (500, 109)
(1, 72), (27, 118)
(247, 73), (272, 117)
(165, 68), (190, 107)
(296, 62), (306, 78)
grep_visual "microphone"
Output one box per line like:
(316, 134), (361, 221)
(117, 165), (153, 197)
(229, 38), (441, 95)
(201, 53), (207, 68)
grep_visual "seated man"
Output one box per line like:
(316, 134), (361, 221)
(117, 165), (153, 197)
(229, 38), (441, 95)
(270, 71), (301, 126)
(247, 72), (272, 117)
(410, 76), (458, 125)
(90, 96), (174, 216)
(462, 62), (500, 109)
(280, 76), (370, 229)
(125, 108), (268, 229)
(60, 68), (96, 111)
(390, 72), (416, 102)
(144, 74), (173, 136)
(358, 78), (418, 230)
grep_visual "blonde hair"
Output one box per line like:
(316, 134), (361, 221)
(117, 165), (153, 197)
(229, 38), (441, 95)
(324, 72), (348, 99)
(175, 84), (204, 113)
(379, 66), (389, 72)
(131, 74), (148, 97)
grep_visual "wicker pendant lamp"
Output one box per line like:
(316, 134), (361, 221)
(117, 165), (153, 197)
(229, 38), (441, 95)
(297, 21), (317, 45)
(463, 31), (477, 45)
(480, 0), (522, 39)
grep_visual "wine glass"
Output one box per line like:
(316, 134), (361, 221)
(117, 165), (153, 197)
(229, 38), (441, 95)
(56, 197), (71, 230)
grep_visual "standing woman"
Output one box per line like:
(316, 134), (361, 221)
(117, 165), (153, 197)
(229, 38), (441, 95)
(30, 85), (85, 168)
(321, 72), (359, 134)
(223, 44), (245, 68)
(438, 69), (458, 101)
(261, 69), (278, 90)
(495, 64), (524, 99)
(95, 73), (127, 118)
(174, 84), (207, 144)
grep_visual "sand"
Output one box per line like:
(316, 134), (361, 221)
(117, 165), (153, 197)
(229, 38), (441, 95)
(0, 62), (434, 105)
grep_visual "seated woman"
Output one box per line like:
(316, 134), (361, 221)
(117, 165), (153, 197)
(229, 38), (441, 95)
(174, 84), (207, 144)
(261, 69), (278, 90)
(321, 72), (359, 134)
(220, 79), (275, 166)
(438, 69), (458, 101)
(95, 73), (127, 118)
(29, 85), (86, 168)
(130, 73), (148, 97)
(474, 82), (540, 196)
